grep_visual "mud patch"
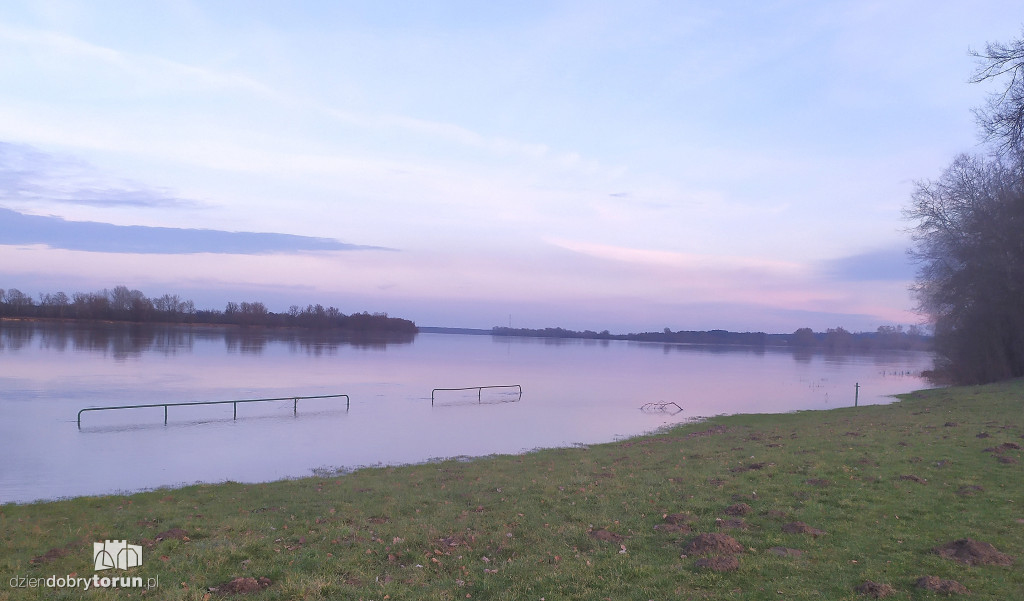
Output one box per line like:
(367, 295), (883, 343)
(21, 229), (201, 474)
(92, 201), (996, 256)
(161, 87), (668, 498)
(211, 577), (272, 594)
(855, 580), (895, 598)
(782, 522), (826, 536)
(916, 576), (968, 594)
(956, 485), (984, 496)
(805, 478), (832, 487)
(934, 538), (1014, 566)
(683, 533), (743, 556)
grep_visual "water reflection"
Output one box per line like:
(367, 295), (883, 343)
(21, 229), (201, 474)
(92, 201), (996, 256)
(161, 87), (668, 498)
(0, 322), (935, 504)
(0, 320), (416, 358)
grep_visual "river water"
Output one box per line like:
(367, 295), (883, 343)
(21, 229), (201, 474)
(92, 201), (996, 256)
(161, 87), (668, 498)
(0, 321), (934, 503)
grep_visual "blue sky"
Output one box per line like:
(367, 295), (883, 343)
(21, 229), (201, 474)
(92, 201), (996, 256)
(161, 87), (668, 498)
(0, 1), (1019, 332)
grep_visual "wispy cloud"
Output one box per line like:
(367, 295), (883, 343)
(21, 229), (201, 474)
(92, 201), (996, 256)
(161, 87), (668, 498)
(0, 142), (200, 209)
(820, 245), (916, 282)
(0, 207), (386, 254)
(547, 238), (806, 275)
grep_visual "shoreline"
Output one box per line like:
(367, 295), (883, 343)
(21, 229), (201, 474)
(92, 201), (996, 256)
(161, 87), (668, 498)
(2, 379), (1021, 599)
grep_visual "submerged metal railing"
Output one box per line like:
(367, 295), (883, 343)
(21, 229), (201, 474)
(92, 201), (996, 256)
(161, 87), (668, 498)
(640, 401), (683, 414)
(77, 394), (350, 428)
(431, 385), (522, 406)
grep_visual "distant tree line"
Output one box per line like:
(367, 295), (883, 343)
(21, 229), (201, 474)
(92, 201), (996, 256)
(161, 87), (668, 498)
(491, 325), (931, 351)
(0, 285), (418, 335)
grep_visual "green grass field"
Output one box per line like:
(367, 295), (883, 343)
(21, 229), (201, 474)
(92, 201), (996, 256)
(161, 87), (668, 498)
(2, 379), (1021, 600)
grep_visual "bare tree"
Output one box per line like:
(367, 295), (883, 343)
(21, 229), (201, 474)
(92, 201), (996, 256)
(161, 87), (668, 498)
(906, 154), (1024, 383)
(970, 28), (1024, 157)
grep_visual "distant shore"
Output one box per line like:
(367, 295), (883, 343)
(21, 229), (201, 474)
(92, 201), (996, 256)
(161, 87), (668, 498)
(422, 324), (933, 352)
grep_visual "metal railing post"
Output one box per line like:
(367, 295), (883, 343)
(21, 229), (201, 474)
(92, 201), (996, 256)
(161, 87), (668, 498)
(430, 385), (522, 406)
(77, 393), (351, 428)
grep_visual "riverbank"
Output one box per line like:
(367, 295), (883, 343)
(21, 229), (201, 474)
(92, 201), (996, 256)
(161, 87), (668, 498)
(2, 380), (1021, 599)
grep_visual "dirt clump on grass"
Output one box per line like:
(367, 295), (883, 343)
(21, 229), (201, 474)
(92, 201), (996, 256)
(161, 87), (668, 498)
(731, 461), (770, 473)
(153, 527), (188, 541)
(934, 538), (1014, 566)
(686, 533), (743, 572)
(916, 575), (969, 594)
(724, 502), (751, 516)
(899, 474), (927, 484)
(694, 554), (740, 572)
(956, 485), (984, 496)
(982, 443), (1021, 454)
(683, 533), (743, 556)
(804, 478), (832, 487)
(588, 528), (624, 543)
(855, 580), (895, 598)
(655, 513), (694, 533)
(30, 541), (78, 564)
(685, 425), (731, 439)
(439, 533), (473, 548)
(782, 521), (827, 536)
(715, 518), (747, 530)
(212, 577), (272, 594)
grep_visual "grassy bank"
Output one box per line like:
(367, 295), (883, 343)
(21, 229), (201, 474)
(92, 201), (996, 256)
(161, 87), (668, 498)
(2, 381), (1021, 600)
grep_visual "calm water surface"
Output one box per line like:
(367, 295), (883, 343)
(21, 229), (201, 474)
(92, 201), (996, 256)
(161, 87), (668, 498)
(0, 322), (934, 503)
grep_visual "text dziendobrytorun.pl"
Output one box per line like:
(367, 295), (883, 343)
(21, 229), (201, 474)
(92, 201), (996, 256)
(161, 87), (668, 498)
(9, 574), (159, 591)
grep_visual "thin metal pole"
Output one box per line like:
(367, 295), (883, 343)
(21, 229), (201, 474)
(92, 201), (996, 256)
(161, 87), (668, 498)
(855, 382), (859, 407)
(164, 405), (168, 425)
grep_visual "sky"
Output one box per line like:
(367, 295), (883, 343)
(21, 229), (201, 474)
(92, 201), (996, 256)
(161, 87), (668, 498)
(0, 1), (1020, 333)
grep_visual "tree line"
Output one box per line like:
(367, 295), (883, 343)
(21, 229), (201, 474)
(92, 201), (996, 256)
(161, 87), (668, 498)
(0, 285), (418, 335)
(490, 325), (931, 351)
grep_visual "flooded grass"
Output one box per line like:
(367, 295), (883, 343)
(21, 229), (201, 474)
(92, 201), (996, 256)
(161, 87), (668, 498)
(1, 379), (1021, 599)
